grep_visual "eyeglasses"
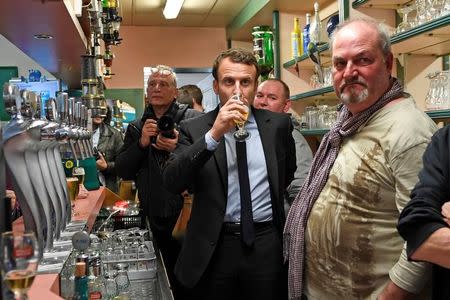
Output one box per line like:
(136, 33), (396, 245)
(149, 67), (173, 76)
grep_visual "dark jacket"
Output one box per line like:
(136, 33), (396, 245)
(163, 106), (296, 287)
(398, 125), (450, 300)
(96, 122), (124, 193)
(115, 102), (201, 219)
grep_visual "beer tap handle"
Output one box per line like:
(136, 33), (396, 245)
(68, 97), (75, 126)
(75, 101), (82, 127)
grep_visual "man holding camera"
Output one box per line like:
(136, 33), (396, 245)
(115, 65), (201, 298)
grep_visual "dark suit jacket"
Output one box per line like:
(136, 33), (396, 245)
(163, 106), (296, 288)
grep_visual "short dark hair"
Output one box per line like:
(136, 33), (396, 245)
(178, 84), (203, 106)
(263, 79), (290, 99)
(212, 48), (260, 82)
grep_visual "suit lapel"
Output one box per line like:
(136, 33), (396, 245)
(253, 108), (279, 197)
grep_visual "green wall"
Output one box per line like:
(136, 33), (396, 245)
(0, 66), (18, 121)
(104, 88), (144, 120)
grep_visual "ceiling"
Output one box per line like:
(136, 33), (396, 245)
(0, 0), (332, 89)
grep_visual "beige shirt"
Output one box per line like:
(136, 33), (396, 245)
(304, 97), (437, 300)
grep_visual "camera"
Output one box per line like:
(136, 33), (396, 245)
(93, 147), (105, 160)
(141, 108), (176, 139)
(157, 115), (176, 139)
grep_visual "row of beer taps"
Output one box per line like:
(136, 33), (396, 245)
(2, 83), (96, 259)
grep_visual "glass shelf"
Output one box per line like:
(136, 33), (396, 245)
(300, 128), (330, 136)
(290, 86), (335, 101)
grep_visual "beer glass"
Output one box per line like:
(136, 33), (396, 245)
(66, 177), (79, 217)
(232, 93), (251, 142)
(72, 166), (87, 199)
(1, 231), (40, 300)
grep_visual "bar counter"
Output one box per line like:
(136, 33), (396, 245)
(12, 187), (106, 299)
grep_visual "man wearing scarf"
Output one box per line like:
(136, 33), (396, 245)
(284, 19), (437, 300)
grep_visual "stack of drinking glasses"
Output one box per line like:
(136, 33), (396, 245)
(394, 0), (450, 35)
(59, 226), (156, 300)
(425, 70), (450, 110)
(303, 104), (338, 129)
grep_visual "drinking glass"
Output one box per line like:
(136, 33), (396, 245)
(232, 93), (251, 142)
(395, 4), (416, 34)
(1, 231), (40, 300)
(72, 166), (88, 199)
(66, 177), (79, 217)
(425, 72), (440, 110)
(104, 270), (119, 299)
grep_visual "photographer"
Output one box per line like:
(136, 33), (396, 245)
(115, 65), (201, 299)
(92, 107), (124, 193)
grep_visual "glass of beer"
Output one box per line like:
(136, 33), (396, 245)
(67, 177), (79, 217)
(72, 166), (88, 199)
(72, 166), (85, 187)
(232, 93), (251, 142)
(1, 231), (40, 299)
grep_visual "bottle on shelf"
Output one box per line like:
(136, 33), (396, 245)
(303, 13), (311, 54)
(309, 2), (326, 46)
(291, 17), (303, 59)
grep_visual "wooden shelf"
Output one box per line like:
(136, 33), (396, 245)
(426, 109), (450, 119)
(300, 128), (330, 136)
(352, 2), (450, 56)
(283, 43), (331, 74)
(290, 85), (336, 101)
(352, 0), (411, 9)
(391, 15), (450, 56)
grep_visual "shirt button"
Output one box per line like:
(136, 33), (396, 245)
(210, 241), (215, 246)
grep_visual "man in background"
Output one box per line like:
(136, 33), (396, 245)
(92, 107), (124, 193)
(178, 84), (204, 112)
(253, 78), (312, 213)
(284, 19), (436, 299)
(115, 65), (201, 299)
(398, 125), (450, 299)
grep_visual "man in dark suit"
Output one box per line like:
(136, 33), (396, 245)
(163, 48), (296, 300)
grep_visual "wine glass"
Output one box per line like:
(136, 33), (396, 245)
(232, 93), (251, 142)
(395, 4), (416, 34)
(1, 231), (40, 300)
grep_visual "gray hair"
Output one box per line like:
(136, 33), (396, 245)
(329, 18), (391, 58)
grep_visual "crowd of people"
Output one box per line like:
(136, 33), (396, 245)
(8, 16), (450, 300)
(108, 18), (450, 300)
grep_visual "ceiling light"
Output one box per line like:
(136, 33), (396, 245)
(33, 34), (53, 40)
(163, 0), (185, 19)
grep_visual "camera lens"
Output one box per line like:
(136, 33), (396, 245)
(157, 115), (175, 138)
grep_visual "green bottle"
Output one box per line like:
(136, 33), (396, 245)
(74, 262), (89, 300)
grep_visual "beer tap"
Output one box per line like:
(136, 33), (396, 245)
(74, 101), (86, 160)
(68, 98), (84, 162)
(21, 90), (56, 252)
(39, 98), (65, 241)
(2, 83), (48, 256)
(81, 105), (94, 158)
(46, 97), (73, 232)
(55, 93), (74, 226)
